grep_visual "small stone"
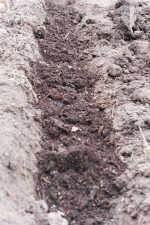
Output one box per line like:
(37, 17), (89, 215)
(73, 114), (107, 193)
(131, 210), (138, 219)
(133, 31), (143, 39)
(68, 65), (73, 69)
(51, 118), (67, 131)
(86, 19), (95, 24)
(95, 216), (103, 223)
(7, 161), (16, 171)
(129, 40), (149, 55)
(132, 88), (150, 104)
(90, 185), (99, 200)
(0, 28), (8, 40)
(71, 126), (80, 132)
(143, 168), (150, 177)
(107, 64), (122, 78)
(33, 26), (46, 39)
(128, 65), (138, 73)
(48, 212), (68, 225)
(50, 205), (57, 209)
(15, 16), (23, 25)
(58, 145), (66, 153)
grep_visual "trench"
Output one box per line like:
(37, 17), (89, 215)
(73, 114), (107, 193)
(1, 0), (150, 224)
(30, 1), (125, 225)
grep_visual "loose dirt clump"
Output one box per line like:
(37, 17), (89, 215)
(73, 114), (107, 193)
(30, 2), (125, 225)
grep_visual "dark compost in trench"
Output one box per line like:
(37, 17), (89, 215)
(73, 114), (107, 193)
(30, 2), (125, 225)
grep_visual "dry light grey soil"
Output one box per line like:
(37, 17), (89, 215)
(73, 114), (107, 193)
(74, 0), (150, 224)
(0, 0), (46, 225)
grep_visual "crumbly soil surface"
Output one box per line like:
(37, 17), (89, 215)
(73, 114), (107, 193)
(0, 1), (46, 225)
(3, 0), (150, 225)
(30, 1), (125, 225)
(72, 1), (150, 224)
(1, 0), (150, 225)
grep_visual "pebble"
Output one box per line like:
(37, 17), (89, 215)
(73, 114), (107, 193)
(133, 31), (143, 39)
(132, 88), (150, 104)
(107, 64), (122, 78)
(90, 185), (99, 200)
(48, 212), (68, 225)
(71, 126), (80, 132)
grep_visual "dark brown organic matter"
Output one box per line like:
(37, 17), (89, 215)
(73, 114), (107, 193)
(30, 2), (125, 225)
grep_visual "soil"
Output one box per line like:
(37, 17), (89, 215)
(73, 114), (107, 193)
(0, 1), (46, 225)
(2, 0), (150, 224)
(74, 1), (150, 224)
(30, 1), (125, 225)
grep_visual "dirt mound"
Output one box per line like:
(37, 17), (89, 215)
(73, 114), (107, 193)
(30, 2), (125, 225)
(75, 0), (150, 224)
(0, 0), (48, 225)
